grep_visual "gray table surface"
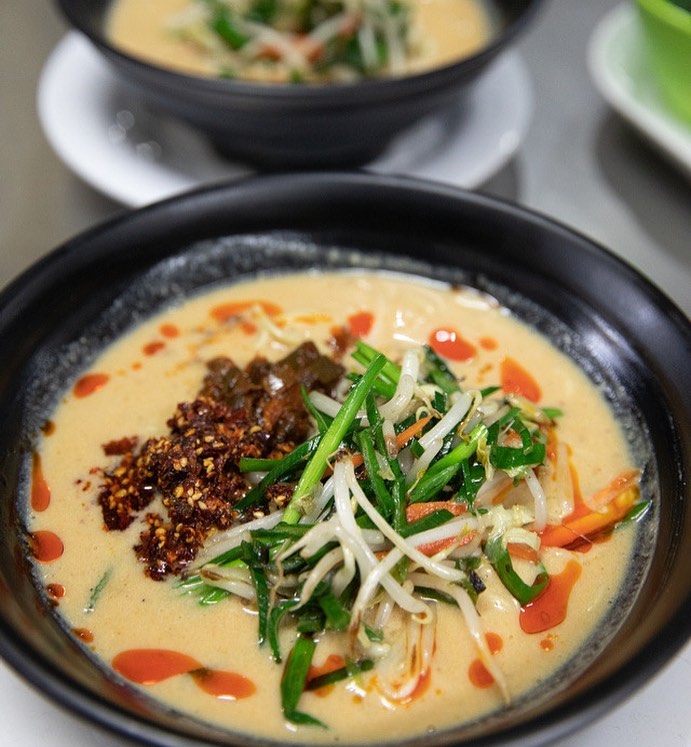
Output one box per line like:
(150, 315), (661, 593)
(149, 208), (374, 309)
(1, 1), (689, 745)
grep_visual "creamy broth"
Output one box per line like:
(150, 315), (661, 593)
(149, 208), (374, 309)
(107, 0), (494, 82)
(30, 272), (640, 743)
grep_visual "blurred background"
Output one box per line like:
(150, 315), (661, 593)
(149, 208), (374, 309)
(0, 0), (689, 745)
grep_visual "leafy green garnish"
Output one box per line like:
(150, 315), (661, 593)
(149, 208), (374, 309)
(84, 568), (112, 613)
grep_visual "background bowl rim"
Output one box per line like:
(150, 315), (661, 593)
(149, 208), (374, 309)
(53, 0), (545, 101)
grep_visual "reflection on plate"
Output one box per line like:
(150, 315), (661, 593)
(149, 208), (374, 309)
(37, 33), (533, 208)
(588, 3), (691, 180)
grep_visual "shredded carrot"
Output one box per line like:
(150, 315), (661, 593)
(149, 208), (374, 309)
(406, 500), (466, 523)
(395, 416), (433, 450)
(589, 469), (639, 509)
(406, 501), (470, 556)
(507, 543), (539, 562)
(296, 35), (324, 62)
(351, 416), (432, 470)
(417, 530), (476, 558)
(257, 43), (282, 61)
(491, 483), (515, 506)
(539, 484), (640, 548)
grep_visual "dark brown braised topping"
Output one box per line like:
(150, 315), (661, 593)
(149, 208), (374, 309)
(97, 342), (344, 580)
(327, 324), (354, 361)
(201, 342), (344, 444)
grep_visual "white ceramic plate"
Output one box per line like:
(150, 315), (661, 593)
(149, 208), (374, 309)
(37, 33), (533, 207)
(588, 3), (691, 180)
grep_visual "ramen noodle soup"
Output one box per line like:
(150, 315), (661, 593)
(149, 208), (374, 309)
(106, 0), (495, 83)
(29, 272), (646, 743)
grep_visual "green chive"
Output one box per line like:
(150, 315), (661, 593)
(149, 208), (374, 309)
(281, 634), (325, 728)
(484, 536), (549, 606)
(282, 354), (387, 525)
(305, 659), (374, 690)
(84, 568), (112, 613)
(234, 435), (320, 511)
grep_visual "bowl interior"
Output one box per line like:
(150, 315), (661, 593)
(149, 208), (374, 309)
(0, 173), (689, 746)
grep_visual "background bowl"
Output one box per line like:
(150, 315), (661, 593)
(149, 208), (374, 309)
(0, 172), (689, 746)
(54, 0), (542, 168)
(635, 0), (691, 125)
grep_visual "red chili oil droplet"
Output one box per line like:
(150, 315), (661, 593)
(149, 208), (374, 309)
(307, 654), (346, 697)
(74, 373), (109, 398)
(30, 530), (64, 562)
(428, 327), (476, 362)
(40, 420), (56, 436)
(72, 628), (94, 643)
(31, 452), (51, 512)
(159, 323), (179, 339)
(540, 637), (555, 652)
(566, 461), (589, 521)
(485, 631), (503, 655)
(190, 668), (256, 700)
(468, 632), (503, 688)
(112, 649), (202, 685)
(500, 357), (541, 402)
(46, 583), (65, 600)
(479, 336), (498, 351)
(210, 300), (282, 323)
(406, 668), (432, 702)
(143, 341), (165, 356)
(348, 311), (375, 339)
(132, 361), (142, 371)
(468, 659), (495, 688)
(520, 560), (582, 634)
(294, 313), (332, 325)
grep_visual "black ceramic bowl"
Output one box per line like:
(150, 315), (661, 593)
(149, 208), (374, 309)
(54, 0), (542, 168)
(0, 173), (689, 746)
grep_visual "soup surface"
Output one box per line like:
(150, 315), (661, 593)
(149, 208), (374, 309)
(107, 0), (495, 82)
(29, 272), (645, 743)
